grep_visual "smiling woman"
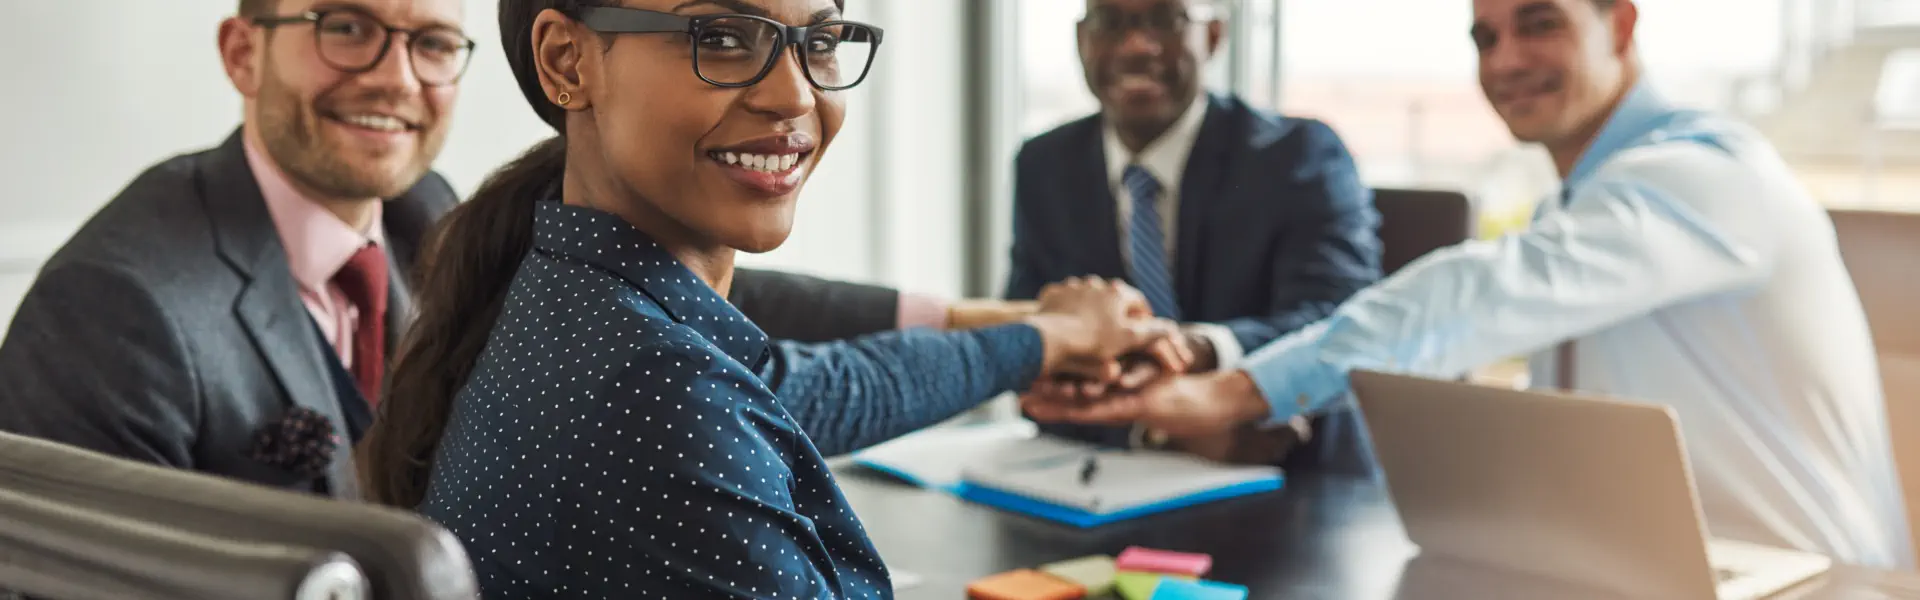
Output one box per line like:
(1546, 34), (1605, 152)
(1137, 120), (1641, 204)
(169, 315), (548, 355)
(353, 0), (909, 597)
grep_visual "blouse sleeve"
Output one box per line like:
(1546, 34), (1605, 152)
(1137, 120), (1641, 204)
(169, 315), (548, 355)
(554, 341), (860, 599)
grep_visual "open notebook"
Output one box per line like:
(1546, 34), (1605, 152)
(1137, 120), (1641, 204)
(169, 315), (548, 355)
(850, 421), (1284, 527)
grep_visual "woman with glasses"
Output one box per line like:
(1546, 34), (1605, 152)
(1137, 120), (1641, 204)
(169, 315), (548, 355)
(356, 0), (1173, 596)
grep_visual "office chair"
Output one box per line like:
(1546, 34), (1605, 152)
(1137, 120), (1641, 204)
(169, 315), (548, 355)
(0, 486), (366, 600)
(1370, 188), (1476, 275)
(0, 431), (478, 600)
(1278, 188), (1480, 475)
(1368, 187), (1522, 389)
(1828, 207), (1920, 557)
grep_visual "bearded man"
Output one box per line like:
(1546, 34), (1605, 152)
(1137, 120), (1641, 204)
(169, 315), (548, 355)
(0, 0), (472, 499)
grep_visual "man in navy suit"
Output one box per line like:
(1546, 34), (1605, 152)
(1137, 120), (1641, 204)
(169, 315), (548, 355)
(1009, 0), (1382, 469)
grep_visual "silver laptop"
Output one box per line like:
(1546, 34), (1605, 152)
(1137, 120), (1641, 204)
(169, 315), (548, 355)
(1349, 370), (1832, 600)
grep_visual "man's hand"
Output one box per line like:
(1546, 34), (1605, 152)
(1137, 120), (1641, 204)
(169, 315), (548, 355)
(1023, 277), (1192, 383)
(1176, 328), (1220, 373)
(1021, 369), (1271, 439)
(945, 299), (1038, 329)
(1027, 326), (1219, 403)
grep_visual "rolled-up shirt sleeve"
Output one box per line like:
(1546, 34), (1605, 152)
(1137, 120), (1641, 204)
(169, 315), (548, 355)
(1239, 144), (1777, 425)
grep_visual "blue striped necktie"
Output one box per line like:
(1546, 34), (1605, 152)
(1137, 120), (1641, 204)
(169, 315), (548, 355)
(1122, 165), (1181, 319)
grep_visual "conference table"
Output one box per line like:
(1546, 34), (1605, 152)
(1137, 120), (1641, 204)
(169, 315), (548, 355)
(832, 463), (1920, 599)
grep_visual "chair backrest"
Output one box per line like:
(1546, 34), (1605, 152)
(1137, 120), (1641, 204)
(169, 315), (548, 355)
(0, 431), (478, 600)
(1828, 207), (1920, 556)
(0, 486), (367, 600)
(1372, 188), (1476, 275)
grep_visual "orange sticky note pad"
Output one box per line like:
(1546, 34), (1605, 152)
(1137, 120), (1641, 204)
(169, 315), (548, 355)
(966, 568), (1088, 600)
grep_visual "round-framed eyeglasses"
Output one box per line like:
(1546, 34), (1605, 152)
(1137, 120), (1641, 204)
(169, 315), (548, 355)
(574, 6), (884, 91)
(252, 8), (478, 87)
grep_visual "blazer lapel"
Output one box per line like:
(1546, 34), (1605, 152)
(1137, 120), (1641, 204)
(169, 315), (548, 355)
(385, 248), (415, 352)
(1174, 96), (1237, 309)
(381, 172), (458, 349)
(1074, 122), (1127, 279)
(201, 130), (360, 499)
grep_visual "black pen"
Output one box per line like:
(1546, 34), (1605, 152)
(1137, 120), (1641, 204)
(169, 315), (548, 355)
(1078, 455), (1099, 486)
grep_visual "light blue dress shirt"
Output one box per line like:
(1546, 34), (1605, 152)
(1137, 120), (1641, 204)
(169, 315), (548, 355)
(1238, 83), (1914, 569)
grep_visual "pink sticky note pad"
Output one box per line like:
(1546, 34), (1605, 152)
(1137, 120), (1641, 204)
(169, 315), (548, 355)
(1115, 547), (1212, 577)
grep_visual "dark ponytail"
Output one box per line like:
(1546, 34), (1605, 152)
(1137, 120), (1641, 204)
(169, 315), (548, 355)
(359, 0), (606, 508)
(359, 138), (563, 507)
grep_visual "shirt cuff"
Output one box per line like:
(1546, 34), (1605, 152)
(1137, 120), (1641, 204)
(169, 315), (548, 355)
(895, 292), (951, 330)
(1238, 319), (1352, 427)
(1183, 323), (1245, 370)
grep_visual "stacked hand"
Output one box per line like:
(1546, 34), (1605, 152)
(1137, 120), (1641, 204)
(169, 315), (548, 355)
(1021, 369), (1271, 440)
(1021, 277), (1192, 384)
(1019, 280), (1278, 460)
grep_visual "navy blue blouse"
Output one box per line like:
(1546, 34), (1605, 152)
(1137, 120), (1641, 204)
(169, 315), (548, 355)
(416, 200), (1042, 599)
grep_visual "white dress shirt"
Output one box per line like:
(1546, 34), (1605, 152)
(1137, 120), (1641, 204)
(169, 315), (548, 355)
(1237, 83), (1914, 569)
(1102, 95), (1244, 367)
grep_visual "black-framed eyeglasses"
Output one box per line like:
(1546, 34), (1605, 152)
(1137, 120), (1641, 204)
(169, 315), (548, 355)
(252, 8), (478, 86)
(574, 6), (883, 91)
(1080, 3), (1214, 41)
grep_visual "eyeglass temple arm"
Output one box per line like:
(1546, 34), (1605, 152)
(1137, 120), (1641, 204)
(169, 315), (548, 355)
(575, 6), (690, 34)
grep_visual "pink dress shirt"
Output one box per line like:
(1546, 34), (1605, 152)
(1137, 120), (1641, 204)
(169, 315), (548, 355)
(243, 134), (386, 371)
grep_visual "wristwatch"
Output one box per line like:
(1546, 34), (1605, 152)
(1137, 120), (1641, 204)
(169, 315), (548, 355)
(1129, 423), (1170, 450)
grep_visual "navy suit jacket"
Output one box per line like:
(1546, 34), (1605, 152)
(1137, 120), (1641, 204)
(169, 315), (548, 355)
(1006, 93), (1381, 350)
(1007, 94), (1383, 470)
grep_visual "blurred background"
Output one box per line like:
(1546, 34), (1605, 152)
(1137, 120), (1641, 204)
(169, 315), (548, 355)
(4, 0), (1917, 329)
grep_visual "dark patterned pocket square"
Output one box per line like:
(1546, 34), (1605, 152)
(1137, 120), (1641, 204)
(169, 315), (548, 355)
(248, 407), (338, 478)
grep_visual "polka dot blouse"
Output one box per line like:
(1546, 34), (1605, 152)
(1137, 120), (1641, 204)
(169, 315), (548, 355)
(416, 200), (891, 599)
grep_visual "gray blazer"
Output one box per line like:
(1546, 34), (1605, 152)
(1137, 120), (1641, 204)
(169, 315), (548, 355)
(0, 130), (455, 499)
(729, 268), (904, 342)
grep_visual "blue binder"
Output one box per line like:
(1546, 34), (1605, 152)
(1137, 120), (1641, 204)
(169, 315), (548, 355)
(849, 422), (1285, 527)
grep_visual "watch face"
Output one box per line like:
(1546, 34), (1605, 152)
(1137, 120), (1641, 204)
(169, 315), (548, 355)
(1128, 425), (1169, 450)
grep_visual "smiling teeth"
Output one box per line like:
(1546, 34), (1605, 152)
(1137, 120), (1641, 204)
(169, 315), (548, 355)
(342, 114), (408, 132)
(720, 152), (802, 173)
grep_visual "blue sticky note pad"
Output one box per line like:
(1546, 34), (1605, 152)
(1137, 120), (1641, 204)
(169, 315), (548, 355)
(1149, 579), (1249, 600)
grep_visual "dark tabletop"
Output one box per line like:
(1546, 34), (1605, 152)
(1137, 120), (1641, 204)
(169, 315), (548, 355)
(831, 463), (1920, 600)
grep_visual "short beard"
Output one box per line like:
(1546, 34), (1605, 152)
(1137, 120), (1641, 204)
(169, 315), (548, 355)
(254, 63), (428, 200)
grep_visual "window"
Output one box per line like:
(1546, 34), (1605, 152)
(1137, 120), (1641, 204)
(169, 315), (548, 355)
(1017, 1), (1101, 137)
(1269, 0), (1920, 238)
(984, 0), (1920, 297)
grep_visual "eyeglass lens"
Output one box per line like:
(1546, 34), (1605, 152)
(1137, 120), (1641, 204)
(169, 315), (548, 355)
(691, 17), (877, 89)
(313, 10), (473, 84)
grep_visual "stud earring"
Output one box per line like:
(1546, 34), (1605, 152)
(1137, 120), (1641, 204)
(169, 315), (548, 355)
(556, 91), (572, 106)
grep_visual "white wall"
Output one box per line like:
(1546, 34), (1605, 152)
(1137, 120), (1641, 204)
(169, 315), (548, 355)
(0, 0), (971, 328)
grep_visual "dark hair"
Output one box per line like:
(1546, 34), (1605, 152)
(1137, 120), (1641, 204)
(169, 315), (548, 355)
(359, 0), (607, 508)
(238, 0), (275, 17)
(359, 0), (850, 508)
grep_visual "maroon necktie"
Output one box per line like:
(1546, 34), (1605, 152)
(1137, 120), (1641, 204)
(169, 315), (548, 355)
(334, 243), (389, 407)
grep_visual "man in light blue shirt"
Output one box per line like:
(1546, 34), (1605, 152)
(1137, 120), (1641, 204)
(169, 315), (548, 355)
(1025, 0), (1914, 569)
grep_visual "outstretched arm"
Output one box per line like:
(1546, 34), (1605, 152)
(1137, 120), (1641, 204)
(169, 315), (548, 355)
(1240, 147), (1775, 424)
(762, 326), (1044, 457)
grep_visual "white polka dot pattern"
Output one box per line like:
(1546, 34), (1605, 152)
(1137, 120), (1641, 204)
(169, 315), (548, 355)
(416, 201), (893, 599)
